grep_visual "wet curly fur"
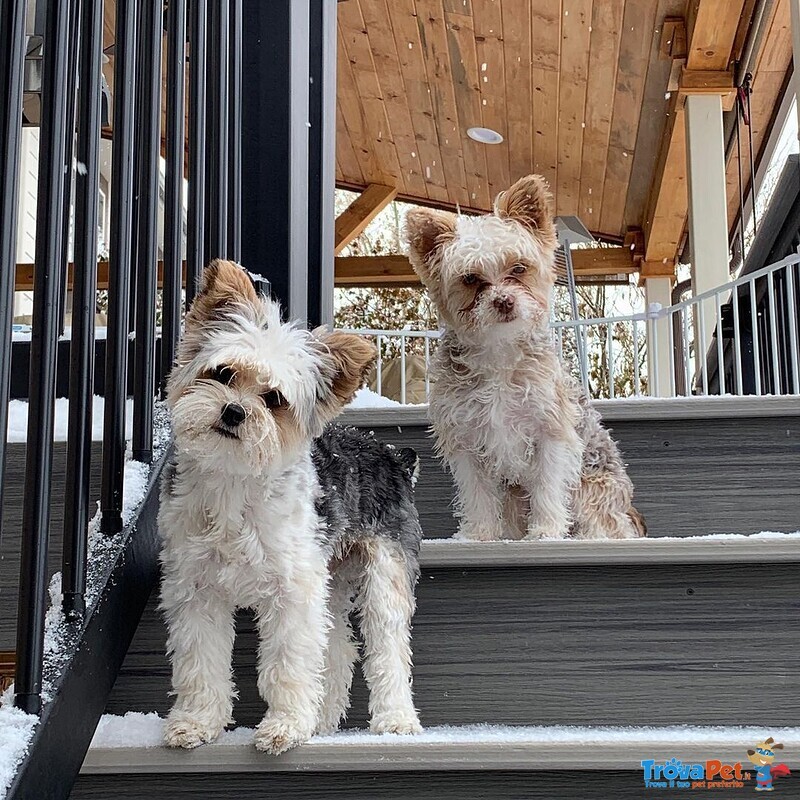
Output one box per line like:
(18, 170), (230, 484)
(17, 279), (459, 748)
(405, 175), (646, 541)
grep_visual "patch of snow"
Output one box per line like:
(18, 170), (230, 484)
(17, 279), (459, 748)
(6, 397), (133, 443)
(11, 326), (109, 342)
(347, 388), (402, 409)
(90, 715), (800, 750)
(0, 688), (37, 800)
(428, 531), (800, 544)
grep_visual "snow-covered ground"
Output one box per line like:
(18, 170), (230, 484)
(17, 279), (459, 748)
(90, 712), (800, 750)
(0, 692), (37, 799)
(6, 397), (133, 443)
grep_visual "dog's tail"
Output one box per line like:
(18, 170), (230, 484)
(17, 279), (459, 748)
(397, 447), (420, 488)
(628, 506), (647, 537)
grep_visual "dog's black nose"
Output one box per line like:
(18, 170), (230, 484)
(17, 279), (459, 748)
(493, 295), (515, 313)
(221, 403), (246, 427)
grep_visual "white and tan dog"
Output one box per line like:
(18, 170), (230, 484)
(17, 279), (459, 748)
(159, 260), (422, 755)
(405, 175), (645, 542)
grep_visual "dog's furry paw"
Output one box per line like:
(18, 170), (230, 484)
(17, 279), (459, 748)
(254, 715), (314, 755)
(524, 525), (569, 541)
(453, 524), (504, 542)
(163, 712), (224, 749)
(370, 712), (422, 735)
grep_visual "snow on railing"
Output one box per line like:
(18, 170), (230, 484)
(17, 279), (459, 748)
(340, 254), (800, 402)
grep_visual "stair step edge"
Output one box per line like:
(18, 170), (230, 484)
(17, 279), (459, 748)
(82, 738), (800, 774)
(419, 535), (800, 566)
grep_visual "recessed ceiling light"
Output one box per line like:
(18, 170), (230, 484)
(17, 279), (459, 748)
(467, 126), (504, 144)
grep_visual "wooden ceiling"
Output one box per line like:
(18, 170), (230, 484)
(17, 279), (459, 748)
(336, 0), (794, 262)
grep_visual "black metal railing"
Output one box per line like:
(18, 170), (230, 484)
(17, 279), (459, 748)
(0, 0), (242, 715)
(0, 0), (335, 795)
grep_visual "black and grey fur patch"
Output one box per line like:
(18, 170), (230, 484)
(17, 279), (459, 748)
(312, 425), (423, 585)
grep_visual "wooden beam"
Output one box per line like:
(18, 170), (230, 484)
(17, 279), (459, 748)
(334, 248), (639, 289)
(15, 262), (187, 291)
(333, 184), (397, 255)
(0, 651), (14, 693)
(643, 0), (750, 264)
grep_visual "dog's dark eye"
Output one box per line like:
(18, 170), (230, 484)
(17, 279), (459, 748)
(510, 264), (527, 275)
(462, 273), (479, 286)
(262, 390), (287, 409)
(211, 365), (235, 385)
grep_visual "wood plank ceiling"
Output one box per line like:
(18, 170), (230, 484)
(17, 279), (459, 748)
(336, 0), (792, 259)
(336, 0), (682, 241)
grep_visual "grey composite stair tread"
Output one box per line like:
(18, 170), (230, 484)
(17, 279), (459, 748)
(366, 414), (800, 539)
(419, 536), (800, 565)
(82, 736), (793, 773)
(106, 560), (800, 728)
(340, 394), (800, 427)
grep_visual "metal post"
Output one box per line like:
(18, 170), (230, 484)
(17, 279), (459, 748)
(186, 0), (207, 308)
(227, 0), (242, 262)
(15, 0), (72, 714)
(242, 0), (310, 321)
(562, 244), (588, 392)
(307, 0), (336, 326)
(132, 0), (163, 463)
(100, 0), (137, 534)
(206, 0), (229, 261)
(161, 0), (188, 393)
(0, 0), (28, 538)
(62, 0), (104, 619)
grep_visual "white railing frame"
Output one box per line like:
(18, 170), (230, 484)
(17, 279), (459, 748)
(340, 253), (800, 402)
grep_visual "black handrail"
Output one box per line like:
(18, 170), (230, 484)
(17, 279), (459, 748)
(186, 0), (208, 307)
(62, 0), (104, 620)
(100, 0), (137, 535)
(161, 0), (188, 395)
(0, 0), (27, 540)
(15, 0), (73, 715)
(131, 0), (164, 464)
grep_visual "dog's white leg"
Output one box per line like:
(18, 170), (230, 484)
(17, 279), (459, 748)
(316, 571), (359, 734)
(358, 539), (421, 735)
(450, 453), (506, 541)
(525, 433), (581, 540)
(252, 550), (330, 755)
(162, 588), (236, 749)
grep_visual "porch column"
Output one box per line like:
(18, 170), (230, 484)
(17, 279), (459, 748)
(792, 0), (800, 141)
(644, 274), (674, 397)
(685, 93), (729, 356)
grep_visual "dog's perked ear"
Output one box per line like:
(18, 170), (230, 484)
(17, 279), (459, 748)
(404, 208), (456, 284)
(186, 259), (260, 327)
(495, 174), (557, 247)
(314, 330), (377, 421)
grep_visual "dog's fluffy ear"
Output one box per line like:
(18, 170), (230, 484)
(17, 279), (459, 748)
(495, 175), (557, 245)
(314, 330), (376, 419)
(187, 259), (259, 325)
(404, 208), (456, 283)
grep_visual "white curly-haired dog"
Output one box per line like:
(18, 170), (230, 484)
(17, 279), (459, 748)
(159, 260), (423, 755)
(405, 174), (645, 542)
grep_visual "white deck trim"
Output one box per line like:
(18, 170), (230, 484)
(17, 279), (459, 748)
(418, 536), (800, 566)
(82, 735), (800, 774)
(341, 395), (800, 427)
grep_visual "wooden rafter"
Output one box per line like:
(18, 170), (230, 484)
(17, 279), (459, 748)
(15, 247), (640, 293)
(643, 0), (749, 267)
(334, 183), (397, 255)
(334, 248), (639, 288)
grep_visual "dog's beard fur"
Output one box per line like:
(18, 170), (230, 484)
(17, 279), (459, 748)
(405, 175), (645, 541)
